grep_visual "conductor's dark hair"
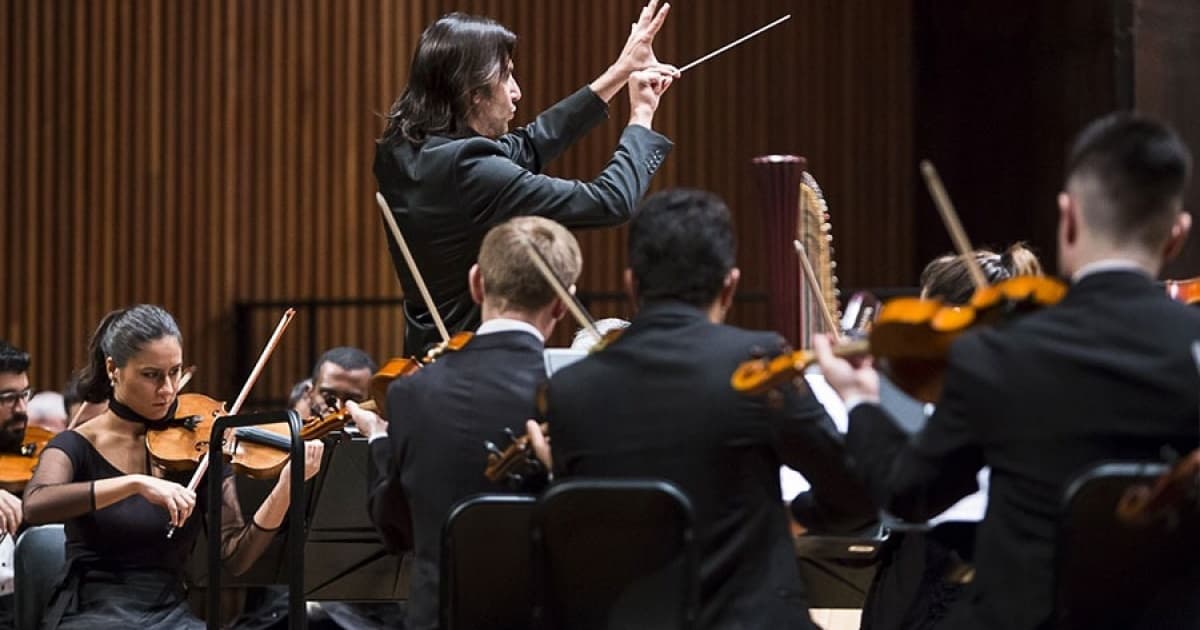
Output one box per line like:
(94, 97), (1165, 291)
(0, 340), (30, 375)
(629, 189), (737, 307)
(380, 13), (516, 145)
(1066, 112), (1192, 249)
(311, 347), (378, 380)
(77, 305), (181, 403)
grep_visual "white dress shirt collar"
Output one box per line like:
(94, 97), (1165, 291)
(475, 317), (545, 343)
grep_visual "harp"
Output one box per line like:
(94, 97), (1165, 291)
(752, 155), (840, 348)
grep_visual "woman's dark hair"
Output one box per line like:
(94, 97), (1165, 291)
(920, 242), (1043, 304)
(77, 305), (182, 403)
(379, 13), (516, 145)
(629, 189), (737, 307)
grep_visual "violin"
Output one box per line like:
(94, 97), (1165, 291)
(731, 275), (1067, 402)
(0, 425), (58, 492)
(369, 331), (473, 410)
(147, 393), (376, 480)
(1115, 449), (1200, 527)
(228, 400), (378, 479)
(145, 392), (224, 474)
(372, 192), (473, 415)
(484, 422), (549, 488)
(1165, 276), (1200, 305)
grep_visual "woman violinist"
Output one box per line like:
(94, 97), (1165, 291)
(859, 243), (1043, 630)
(23, 305), (323, 629)
(919, 242), (1042, 303)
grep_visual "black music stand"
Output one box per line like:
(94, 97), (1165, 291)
(207, 409), (307, 630)
(300, 434), (408, 600)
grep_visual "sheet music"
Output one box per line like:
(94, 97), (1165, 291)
(780, 369), (989, 524)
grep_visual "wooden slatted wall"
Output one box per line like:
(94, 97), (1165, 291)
(3, 0), (913, 400)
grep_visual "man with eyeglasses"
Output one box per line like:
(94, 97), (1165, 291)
(0, 340), (32, 626)
(232, 346), (395, 630)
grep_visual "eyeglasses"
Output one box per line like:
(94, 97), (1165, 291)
(0, 389), (32, 408)
(314, 388), (366, 412)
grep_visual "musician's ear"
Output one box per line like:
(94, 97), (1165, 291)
(623, 269), (638, 304)
(1058, 192), (1078, 247)
(1163, 211), (1192, 262)
(721, 268), (741, 307)
(468, 264), (485, 306)
(550, 297), (568, 322)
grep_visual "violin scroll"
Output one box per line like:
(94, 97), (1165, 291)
(484, 422), (550, 491)
(1116, 450), (1200, 527)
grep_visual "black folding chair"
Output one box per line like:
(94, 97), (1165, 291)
(1056, 461), (1200, 630)
(531, 479), (697, 630)
(440, 494), (537, 630)
(14, 524), (66, 630)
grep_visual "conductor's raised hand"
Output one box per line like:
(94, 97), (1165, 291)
(628, 67), (676, 128)
(617, 0), (675, 75)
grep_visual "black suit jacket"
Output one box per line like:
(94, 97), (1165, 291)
(374, 86), (673, 354)
(848, 270), (1200, 629)
(545, 301), (875, 630)
(366, 331), (547, 630)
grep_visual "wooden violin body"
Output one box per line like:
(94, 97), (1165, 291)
(1116, 449), (1200, 527)
(1166, 277), (1200, 305)
(0, 425), (57, 492)
(370, 331), (474, 415)
(229, 400), (377, 479)
(731, 276), (1067, 402)
(485, 422), (549, 490)
(146, 393), (224, 474)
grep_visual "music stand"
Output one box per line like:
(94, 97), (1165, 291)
(207, 409), (307, 630)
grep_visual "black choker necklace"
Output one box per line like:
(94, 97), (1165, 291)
(109, 398), (180, 427)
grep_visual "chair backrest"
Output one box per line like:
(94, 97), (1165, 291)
(14, 524), (66, 630)
(1056, 462), (1200, 630)
(532, 479), (697, 630)
(440, 494), (537, 630)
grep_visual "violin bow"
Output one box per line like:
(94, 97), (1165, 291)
(168, 308), (296, 538)
(520, 238), (602, 339)
(375, 192), (451, 345)
(793, 240), (841, 342)
(176, 365), (197, 393)
(919, 160), (989, 292)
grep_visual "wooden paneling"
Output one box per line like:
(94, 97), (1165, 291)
(1136, 0), (1200, 279)
(4, 0), (914, 401)
(913, 0), (1126, 277)
(913, 0), (1200, 282)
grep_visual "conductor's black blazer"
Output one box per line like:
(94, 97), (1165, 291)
(374, 87), (672, 354)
